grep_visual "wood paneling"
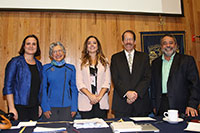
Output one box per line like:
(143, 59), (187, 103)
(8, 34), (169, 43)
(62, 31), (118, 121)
(0, 0), (200, 118)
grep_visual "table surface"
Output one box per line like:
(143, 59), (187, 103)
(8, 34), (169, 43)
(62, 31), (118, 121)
(1, 116), (200, 133)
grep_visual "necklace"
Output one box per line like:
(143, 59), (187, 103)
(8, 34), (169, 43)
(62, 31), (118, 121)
(25, 58), (36, 64)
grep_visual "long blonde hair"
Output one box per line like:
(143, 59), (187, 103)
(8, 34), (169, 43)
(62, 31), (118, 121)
(81, 35), (108, 70)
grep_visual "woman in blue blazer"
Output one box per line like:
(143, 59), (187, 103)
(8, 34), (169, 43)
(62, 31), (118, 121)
(41, 42), (78, 121)
(3, 34), (43, 121)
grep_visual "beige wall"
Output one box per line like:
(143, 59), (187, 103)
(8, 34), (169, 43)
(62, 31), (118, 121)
(0, 0), (200, 118)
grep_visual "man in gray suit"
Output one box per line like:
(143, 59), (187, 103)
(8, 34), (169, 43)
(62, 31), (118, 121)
(151, 34), (200, 116)
(111, 30), (151, 118)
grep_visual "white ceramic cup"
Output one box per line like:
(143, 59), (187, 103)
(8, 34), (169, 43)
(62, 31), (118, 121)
(163, 110), (178, 121)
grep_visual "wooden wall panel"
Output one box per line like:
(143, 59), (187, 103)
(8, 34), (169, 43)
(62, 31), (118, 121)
(0, 0), (200, 118)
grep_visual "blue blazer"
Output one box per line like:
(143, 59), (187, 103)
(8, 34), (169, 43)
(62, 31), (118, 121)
(41, 63), (78, 113)
(3, 55), (43, 105)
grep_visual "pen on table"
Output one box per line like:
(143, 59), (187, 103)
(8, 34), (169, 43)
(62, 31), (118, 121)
(19, 120), (33, 133)
(72, 128), (80, 133)
(19, 126), (26, 133)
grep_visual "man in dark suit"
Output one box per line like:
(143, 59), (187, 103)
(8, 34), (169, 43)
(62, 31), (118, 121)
(110, 30), (151, 118)
(151, 34), (200, 117)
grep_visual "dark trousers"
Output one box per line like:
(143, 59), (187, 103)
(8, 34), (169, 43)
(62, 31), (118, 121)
(114, 111), (148, 118)
(42, 107), (72, 121)
(158, 94), (169, 116)
(114, 112), (129, 118)
(79, 103), (108, 119)
(15, 105), (39, 121)
(114, 105), (149, 118)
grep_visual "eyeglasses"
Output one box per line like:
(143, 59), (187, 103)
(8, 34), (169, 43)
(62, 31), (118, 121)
(52, 49), (63, 54)
(124, 38), (134, 42)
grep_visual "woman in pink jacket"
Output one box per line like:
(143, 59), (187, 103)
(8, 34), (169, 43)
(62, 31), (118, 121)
(76, 35), (111, 119)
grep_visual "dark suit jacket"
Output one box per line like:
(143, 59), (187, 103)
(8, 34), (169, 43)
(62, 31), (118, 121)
(111, 50), (151, 116)
(151, 53), (200, 114)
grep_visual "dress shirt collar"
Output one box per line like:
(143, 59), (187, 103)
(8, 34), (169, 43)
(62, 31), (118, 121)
(162, 52), (176, 61)
(124, 49), (135, 58)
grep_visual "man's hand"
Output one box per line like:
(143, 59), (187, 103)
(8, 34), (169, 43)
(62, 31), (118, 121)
(185, 107), (198, 117)
(127, 98), (135, 104)
(126, 91), (138, 104)
(153, 108), (156, 114)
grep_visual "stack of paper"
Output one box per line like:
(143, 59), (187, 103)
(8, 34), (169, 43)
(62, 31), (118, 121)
(184, 122), (200, 132)
(110, 121), (142, 133)
(130, 117), (156, 121)
(73, 118), (109, 129)
(33, 127), (66, 132)
(18, 121), (37, 127)
(11, 121), (37, 129)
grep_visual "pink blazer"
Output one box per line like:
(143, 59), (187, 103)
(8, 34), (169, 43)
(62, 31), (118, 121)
(76, 60), (111, 111)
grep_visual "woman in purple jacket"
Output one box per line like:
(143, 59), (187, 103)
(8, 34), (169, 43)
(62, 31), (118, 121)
(3, 34), (42, 121)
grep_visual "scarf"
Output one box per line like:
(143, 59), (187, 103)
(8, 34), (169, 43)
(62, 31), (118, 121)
(51, 59), (66, 66)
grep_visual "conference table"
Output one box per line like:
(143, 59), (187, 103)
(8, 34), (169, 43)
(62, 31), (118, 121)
(1, 116), (199, 133)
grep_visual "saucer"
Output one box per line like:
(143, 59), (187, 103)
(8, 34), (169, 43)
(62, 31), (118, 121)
(163, 117), (183, 124)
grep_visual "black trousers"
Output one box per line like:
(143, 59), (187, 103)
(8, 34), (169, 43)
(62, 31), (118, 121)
(15, 105), (39, 121)
(114, 110), (149, 118)
(114, 104), (150, 118)
(79, 103), (108, 119)
(42, 107), (72, 121)
(158, 94), (169, 116)
(114, 111), (131, 118)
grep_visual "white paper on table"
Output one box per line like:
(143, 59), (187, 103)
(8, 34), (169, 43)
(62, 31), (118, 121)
(10, 125), (21, 129)
(110, 121), (142, 132)
(33, 127), (66, 132)
(17, 121), (37, 127)
(130, 117), (156, 121)
(184, 122), (200, 132)
(73, 118), (109, 129)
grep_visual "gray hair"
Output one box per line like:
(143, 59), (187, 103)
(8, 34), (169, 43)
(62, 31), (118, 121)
(49, 42), (66, 57)
(160, 34), (177, 45)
